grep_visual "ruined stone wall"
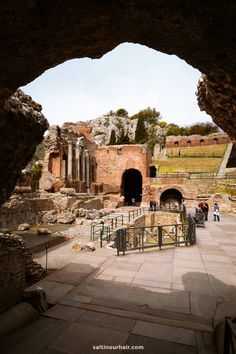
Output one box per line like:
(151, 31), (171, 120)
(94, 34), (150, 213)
(166, 133), (230, 148)
(96, 145), (150, 188)
(0, 198), (54, 230)
(0, 234), (45, 313)
(40, 125), (97, 193)
(0, 247), (25, 313)
(145, 211), (180, 227)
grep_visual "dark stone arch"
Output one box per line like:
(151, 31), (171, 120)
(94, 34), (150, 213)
(121, 168), (142, 206)
(160, 188), (183, 205)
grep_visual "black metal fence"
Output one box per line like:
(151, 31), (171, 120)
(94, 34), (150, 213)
(116, 214), (196, 255)
(90, 208), (146, 244)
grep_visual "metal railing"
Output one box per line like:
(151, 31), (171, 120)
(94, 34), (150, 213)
(127, 207), (146, 223)
(116, 214), (196, 255)
(90, 208), (148, 243)
(192, 209), (206, 227)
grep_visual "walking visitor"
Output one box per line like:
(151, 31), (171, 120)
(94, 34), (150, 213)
(213, 202), (220, 222)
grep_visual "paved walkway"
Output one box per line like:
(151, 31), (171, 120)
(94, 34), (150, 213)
(1, 214), (236, 353)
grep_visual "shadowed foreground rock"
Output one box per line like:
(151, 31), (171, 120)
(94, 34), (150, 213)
(0, 89), (48, 204)
(0, 1), (235, 203)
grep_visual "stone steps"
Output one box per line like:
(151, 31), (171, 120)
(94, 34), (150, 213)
(58, 298), (213, 333)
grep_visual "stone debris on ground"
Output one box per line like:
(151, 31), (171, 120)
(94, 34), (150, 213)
(37, 228), (52, 235)
(17, 223), (30, 231)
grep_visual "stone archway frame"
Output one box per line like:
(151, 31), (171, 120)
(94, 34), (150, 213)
(0, 2), (235, 204)
(158, 185), (187, 204)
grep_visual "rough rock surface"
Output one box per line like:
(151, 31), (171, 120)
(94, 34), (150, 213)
(0, 1), (235, 203)
(0, 89), (48, 205)
(197, 74), (236, 137)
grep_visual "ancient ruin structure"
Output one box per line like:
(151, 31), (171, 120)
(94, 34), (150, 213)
(0, 2), (235, 204)
(40, 125), (96, 193)
(95, 145), (151, 205)
(166, 132), (230, 148)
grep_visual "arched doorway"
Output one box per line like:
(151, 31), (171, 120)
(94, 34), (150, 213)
(160, 188), (183, 205)
(150, 165), (157, 178)
(121, 169), (142, 206)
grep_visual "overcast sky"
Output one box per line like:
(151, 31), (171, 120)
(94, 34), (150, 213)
(22, 43), (212, 127)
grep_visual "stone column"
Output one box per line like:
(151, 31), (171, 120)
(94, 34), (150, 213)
(82, 149), (86, 182)
(68, 141), (73, 181)
(61, 159), (66, 179)
(85, 150), (90, 194)
(75, 144), (81, 180)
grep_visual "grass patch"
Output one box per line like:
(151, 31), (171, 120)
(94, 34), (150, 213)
(166, 144), (227, 157)
(156, 157), (222, 173)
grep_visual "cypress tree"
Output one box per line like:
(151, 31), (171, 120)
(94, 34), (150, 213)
(108, 130), (116, 145)
(135, 117), (148, 143)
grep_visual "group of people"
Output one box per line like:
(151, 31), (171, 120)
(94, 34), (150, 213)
(198, 201), (220, 222)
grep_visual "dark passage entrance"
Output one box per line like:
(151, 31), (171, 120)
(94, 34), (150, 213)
(122, 169), (142, 206)
(160, 188), (183, 205)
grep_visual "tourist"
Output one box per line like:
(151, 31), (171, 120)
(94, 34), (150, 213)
(202, 202), (209, 221)
(213, 203), (220, 222)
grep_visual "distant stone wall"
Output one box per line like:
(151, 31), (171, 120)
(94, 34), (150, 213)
(166, 133), (230, 148)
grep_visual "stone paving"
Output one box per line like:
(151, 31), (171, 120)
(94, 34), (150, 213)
(1, 213), (236, 353)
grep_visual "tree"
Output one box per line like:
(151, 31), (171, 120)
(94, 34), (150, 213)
(187, 122), (219, 136)
(108, 130), (116, 145)
(135, 116), (148, 143)
(166, 123), (187, 136)
(116, 108), (129, 117)
(131, 107), (161, 123)
(30, 163), (42, 191)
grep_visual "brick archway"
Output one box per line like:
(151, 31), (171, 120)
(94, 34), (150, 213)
(121, 168), (142, 206)
(160, 188), (183, 205)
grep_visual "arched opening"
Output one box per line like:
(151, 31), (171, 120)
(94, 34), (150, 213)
(160, 188), (183, 205)
(174, 141), (179, 147)
(187, 140), (191, 147)
(121, 169), (142, 206)
(150, 165), (157, 178)
(200, 139), (204, 146)
(214, 138), (218, 144)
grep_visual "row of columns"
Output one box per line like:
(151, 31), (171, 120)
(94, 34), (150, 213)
(67, 141), (90, 194)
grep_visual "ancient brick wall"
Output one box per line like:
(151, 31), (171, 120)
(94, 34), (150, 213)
(166, 133), (230, 148)
(96, 145), (150, 187)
